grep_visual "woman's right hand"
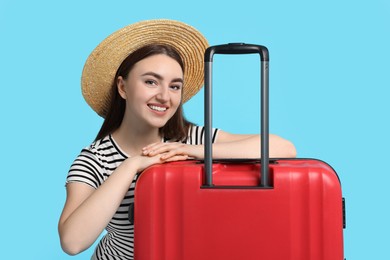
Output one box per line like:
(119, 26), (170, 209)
(130, 154), (165, 173)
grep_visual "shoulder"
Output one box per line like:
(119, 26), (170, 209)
(82, 136), (127, 171)
(78, 135), (126, 162)
(186, 125), (219, 145)
(67, 135), (125, 188)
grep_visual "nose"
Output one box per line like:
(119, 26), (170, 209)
(156, 85), (169, 103)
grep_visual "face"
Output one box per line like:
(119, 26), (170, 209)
(117, 54), (183, 130)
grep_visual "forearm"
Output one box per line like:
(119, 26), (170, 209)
(59, 159), (139, 255)
(143, 134), (296, 162)
(212, 134), (296, 159)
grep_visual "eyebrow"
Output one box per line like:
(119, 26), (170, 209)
(141, 72), (183, 83)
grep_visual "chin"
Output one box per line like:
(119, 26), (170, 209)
(149, 119), (170, 129)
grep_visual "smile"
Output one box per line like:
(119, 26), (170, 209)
(148, 105), (168, 112)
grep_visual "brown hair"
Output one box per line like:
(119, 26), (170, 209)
(95, 44), (193, 141)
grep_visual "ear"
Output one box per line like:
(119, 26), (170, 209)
(117, 76), (127, 100)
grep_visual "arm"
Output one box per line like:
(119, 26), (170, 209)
(142, 130), (296, 160)
(58, 155), (164, 255)
(212, 130), (296, 159)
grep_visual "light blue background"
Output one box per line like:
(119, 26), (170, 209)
(1, 0), (389, 259)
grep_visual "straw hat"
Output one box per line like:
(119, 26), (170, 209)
(81, 19), (209, 117)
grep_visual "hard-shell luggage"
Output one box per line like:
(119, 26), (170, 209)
(133, 43), (345, 260)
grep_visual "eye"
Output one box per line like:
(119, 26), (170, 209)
(145, 79), (157, 86)
(170, 84), (182, 91)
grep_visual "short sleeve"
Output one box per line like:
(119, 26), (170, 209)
(66, 148), (104, 189)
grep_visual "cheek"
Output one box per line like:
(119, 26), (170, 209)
(173, 92), (182, 107)
(128, 84), (151, 101)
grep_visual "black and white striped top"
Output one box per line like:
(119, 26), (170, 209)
(66, 125), (219, 260)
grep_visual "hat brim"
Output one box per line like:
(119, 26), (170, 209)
(81, 19), (209, 117)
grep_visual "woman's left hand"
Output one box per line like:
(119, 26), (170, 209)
(142, 142), (202, 162)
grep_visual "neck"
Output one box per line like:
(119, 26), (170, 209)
(112, 118), (161, 157)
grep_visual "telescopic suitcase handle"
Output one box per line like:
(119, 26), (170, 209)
(203, 43), (271, 188)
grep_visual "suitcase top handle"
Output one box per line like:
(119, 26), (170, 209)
(204, 43), (269, 62)
(203, 43), (271, 188)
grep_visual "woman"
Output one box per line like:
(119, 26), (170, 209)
(58, 19), (296, 260)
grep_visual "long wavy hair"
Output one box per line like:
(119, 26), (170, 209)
(95, 44), (192, 141)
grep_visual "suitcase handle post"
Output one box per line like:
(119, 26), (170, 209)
(204, 43), (271, 188)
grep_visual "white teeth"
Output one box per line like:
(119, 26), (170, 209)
(149, 105), (167, 112)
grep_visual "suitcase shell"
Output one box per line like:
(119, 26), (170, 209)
(134, 159), (344, 260)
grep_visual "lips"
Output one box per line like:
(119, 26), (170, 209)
(148, 104), (168, 112)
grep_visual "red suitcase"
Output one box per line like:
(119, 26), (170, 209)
(133, 44), (345, 260)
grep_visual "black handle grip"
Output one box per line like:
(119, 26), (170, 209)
(204, 43), (269, 62)
(203, 43), (271, 188)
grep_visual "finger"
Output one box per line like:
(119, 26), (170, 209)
(142, 142), (161, 151)
(158, 147), (187, 160)
(143, 142), (174, 153)
(161, 150), (189, 161)
(142, 143), (163, 155)
(145, 143), (183, 156)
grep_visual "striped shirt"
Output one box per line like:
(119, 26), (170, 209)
(66, 125), (219, 260)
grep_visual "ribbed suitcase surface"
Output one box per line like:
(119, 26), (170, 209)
(134, 159), (344, 260)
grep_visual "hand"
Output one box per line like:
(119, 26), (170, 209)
(122, 154), (161, 173)
(142, 142), (203, 162)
